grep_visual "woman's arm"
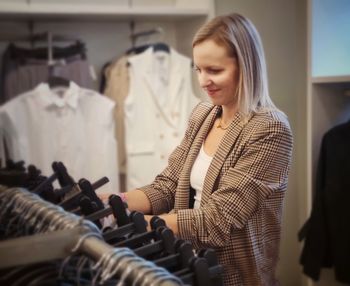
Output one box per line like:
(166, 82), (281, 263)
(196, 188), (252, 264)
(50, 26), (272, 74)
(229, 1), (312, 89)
(124, 189), (152, 214)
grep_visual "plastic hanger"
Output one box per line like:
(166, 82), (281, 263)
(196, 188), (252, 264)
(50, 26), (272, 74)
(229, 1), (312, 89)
(153, 42), (170, 53)
(153, 239), (194, 272)
(110, 215), (165, 248)
(48, 76), (70, 89)
(132, 226), (176, 260)
(85, 194), (129, 226)
(59, 177), (108, 211)
(102, 211), (147, 243)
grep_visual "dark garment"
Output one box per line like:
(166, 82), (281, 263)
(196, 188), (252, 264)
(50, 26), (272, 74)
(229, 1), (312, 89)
(0, 43), (91, 104)
(299, 120), (350, 284)
(99, 60), (111, 93)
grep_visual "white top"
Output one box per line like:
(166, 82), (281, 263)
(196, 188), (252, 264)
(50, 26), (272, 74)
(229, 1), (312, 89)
(0, 81), (119, 194)
(190, 144), (213, 209)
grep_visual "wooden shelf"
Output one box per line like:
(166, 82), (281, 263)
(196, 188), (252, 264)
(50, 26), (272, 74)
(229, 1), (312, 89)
(312, 75), (350, 84)
(311, 76), (350, 90)
(0, 3), (210, 21)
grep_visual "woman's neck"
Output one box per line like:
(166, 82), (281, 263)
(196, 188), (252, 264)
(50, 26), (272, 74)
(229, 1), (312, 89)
(220, 105), (238, 125)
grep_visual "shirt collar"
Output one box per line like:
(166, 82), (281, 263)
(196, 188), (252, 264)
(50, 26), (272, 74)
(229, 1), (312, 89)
(36, 81), (79, 109)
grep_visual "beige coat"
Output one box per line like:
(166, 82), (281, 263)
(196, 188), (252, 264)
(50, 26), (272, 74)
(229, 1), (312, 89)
(140, 102), (293, 286)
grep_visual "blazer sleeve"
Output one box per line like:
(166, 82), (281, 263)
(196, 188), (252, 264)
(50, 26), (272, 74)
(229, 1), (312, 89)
(138, 103), (203, 214)
(177, 115), (293, 248)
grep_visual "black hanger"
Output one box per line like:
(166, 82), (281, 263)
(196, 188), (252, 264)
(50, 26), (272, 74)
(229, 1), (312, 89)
(153, 239), (194, 272)
(102, 211), (148, 243)
(58, 177), (108, 211)
(197, 249), (224, 286)
(52, 162), (75, 187)
(79, 196), (102, 228)
(153, 42), (170, 53)
(48, 76), (70, 89)
(173, 249), (224, 286)
(137, 226), (175, 259)
(110, 215), (165, 248)
(85, 194), (129, 226)
(115, 226), (175, 259)
(172, 256), (212, 286)
(125, 43), (152, 55)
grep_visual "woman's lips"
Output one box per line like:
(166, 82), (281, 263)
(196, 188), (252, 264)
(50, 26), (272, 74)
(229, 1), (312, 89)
(206, 89), (220, 96)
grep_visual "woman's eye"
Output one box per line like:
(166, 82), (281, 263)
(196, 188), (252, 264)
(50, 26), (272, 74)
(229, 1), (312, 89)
(208, 69), (221, 74)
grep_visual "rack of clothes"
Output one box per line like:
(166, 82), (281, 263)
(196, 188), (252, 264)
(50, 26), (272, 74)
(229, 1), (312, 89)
(1, 31), (94, 104)
(102, 24), (201, 192)
(0, 160), (224, 285)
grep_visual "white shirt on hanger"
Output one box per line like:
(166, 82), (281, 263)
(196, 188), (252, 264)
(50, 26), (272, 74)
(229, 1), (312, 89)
(0, 81), (119, 194)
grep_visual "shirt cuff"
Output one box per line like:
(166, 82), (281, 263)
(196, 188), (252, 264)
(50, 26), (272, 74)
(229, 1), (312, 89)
(177, 208), (203, 248)
(139, 184), (171, 215)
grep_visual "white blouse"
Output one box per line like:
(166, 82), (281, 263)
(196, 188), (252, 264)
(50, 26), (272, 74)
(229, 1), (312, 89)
(0, 81), (119, 194)
(190, 143), (213, 209)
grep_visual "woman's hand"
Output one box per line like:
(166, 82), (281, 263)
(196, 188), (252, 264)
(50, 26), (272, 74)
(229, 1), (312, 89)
(144, 213), (178, 235)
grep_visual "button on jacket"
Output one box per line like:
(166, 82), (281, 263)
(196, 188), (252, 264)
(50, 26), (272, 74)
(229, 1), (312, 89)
(0, 82), (119, 194)
(139, 102), (293, 286)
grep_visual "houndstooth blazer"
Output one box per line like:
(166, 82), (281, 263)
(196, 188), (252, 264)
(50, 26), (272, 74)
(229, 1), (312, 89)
(139, 101), (293, 286)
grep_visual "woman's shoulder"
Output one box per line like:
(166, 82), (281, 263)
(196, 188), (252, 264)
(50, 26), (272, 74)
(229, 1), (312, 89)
(252, 108), (290, 125)
(247, 108), (292, 137)
(189, 101), (216, 121)
(194, 101), (215, 113)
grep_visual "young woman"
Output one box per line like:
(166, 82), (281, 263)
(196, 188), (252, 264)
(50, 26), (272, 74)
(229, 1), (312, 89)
(119, 13), (293, 286)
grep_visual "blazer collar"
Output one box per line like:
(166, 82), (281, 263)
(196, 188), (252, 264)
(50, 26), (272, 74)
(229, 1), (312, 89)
(174, 104), (218, 211)
(174, 105), (252, 211)
(139, 47), (185, 128)
(200, 110), (250, 206)
(37, 81), (79, 110)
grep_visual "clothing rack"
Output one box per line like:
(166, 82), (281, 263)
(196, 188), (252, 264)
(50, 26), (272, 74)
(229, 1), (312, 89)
(0, 185), (183, 286)
(0, 31), (80, 43)
(36, 31), (82, 66)
(0, 31), (83, 66)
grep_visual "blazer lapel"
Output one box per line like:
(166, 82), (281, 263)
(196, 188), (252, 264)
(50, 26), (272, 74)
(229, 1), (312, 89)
(174, 105), (220, 211)
(200, 112), (251, 206)
(142, 48), (185, 129)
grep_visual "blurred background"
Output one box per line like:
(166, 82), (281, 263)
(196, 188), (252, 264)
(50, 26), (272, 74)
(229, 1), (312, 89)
(0, 1), (349, 285)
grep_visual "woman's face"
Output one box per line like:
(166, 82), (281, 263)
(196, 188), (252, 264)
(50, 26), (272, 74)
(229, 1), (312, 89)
(193, 39), (239, 108)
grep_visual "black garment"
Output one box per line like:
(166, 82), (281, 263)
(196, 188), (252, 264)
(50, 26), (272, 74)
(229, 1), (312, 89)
(99, 61), (111, 93)
(299, 120), (350, 284)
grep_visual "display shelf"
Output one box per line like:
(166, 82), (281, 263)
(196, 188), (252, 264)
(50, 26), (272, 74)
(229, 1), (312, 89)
(0, 1), (212, 21)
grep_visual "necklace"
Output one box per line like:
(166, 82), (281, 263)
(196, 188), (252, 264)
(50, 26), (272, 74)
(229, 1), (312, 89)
(216, 117), (231, 130)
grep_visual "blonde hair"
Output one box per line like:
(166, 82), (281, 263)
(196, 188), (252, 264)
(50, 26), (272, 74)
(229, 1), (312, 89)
(193, 13), (276, 117)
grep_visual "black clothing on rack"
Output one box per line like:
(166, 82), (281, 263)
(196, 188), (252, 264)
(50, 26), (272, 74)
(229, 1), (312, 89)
(5, 41), (86, 62)
(299, 120), (350, 284)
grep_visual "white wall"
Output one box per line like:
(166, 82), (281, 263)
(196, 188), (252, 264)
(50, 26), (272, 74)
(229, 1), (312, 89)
(214, 1), (307, 285)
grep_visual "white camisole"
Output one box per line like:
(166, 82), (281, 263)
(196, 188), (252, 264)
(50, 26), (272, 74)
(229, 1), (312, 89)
(190, 144), (213, 209)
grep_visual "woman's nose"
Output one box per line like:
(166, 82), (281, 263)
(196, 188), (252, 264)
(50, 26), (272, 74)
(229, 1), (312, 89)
(197, 73), (212, 88)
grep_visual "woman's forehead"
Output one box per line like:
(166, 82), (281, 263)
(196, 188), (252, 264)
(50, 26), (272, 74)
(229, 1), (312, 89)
(193, 40), (234, 64)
